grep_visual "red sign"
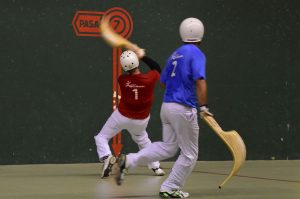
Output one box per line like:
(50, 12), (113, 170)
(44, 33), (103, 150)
(72, 7), (133, 38)
(72, 11), (104, 37)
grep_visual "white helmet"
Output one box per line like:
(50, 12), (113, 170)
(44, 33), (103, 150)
(179, 17), (204, 42)
(120, 50), (139, 71)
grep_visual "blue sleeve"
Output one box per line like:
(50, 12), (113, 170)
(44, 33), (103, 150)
(191, 52), (206, 80)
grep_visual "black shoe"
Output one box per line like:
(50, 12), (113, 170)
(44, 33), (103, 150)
(115, 154), (127, 185)
(159, 190), (190, 198)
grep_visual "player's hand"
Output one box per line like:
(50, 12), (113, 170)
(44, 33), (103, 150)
(199, 105), (213, 119)
(125, 43), (145, 58)
(135, 48), (145, 58)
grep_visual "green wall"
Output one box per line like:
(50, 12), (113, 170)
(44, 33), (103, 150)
(0, 0), (299, 164)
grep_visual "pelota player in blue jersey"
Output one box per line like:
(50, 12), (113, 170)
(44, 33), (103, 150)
(161, 41), (207, 108)
(115, 17), (213, 198)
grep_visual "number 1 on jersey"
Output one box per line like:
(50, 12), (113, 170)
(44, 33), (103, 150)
(171, 60), (177, 77)
(132, 88), (138, 100)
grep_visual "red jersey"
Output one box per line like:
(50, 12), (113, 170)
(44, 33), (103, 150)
(118, 70), (160, 119)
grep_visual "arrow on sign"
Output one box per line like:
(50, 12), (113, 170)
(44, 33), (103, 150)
(112, 133), (122, 157)
(72, 11), (104, 37)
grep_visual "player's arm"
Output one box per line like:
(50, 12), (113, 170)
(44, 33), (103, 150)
(195, 78), (213, 117)
(195, 78), (207, 106)
(141, 56), (162, 74)
(191, 52), (212, 116)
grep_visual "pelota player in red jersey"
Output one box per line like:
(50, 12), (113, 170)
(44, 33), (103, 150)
(94, 49), (165, 178)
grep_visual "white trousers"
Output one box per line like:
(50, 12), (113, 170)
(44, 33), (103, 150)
(127, 102), (199, 192)
(94, 109), (160, 169)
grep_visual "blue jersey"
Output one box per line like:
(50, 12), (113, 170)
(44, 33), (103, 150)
(160, 44), (206, 108)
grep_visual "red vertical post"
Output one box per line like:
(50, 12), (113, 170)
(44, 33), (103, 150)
(111, 47), (123, 156)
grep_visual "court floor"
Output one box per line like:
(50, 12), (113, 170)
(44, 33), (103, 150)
(0, 160), (299, 199)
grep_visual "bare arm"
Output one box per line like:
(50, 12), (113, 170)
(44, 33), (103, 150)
(195, 79), (208, 106)
(196, 78), (213, 117)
